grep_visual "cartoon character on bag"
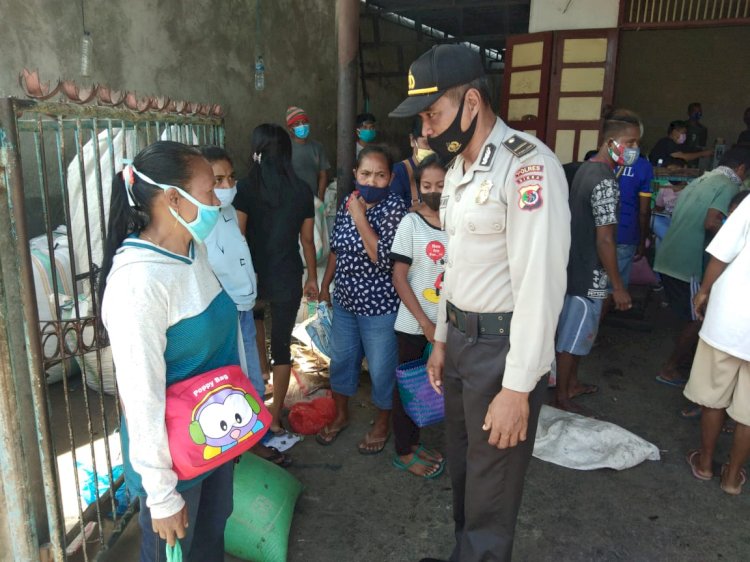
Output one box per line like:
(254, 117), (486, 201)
(189, 385), (266, 460)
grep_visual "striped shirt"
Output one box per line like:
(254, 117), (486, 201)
(390, 212), (448, 335)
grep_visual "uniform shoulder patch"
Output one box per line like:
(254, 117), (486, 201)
(502, 135), (536, 159)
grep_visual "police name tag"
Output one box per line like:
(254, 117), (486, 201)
(476, 180), (492, 204)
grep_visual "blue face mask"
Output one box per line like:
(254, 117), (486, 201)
(293, 123), (310, 139)
(355, 182), (389, 204)
(132, 168), (220, 243)
(358, 128), (377, 143)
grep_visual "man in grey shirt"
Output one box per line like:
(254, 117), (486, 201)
(286, 106), (330, 200)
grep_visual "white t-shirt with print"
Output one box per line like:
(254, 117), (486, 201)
(700, 195), (750, 361)
(389, 212), (448, 335)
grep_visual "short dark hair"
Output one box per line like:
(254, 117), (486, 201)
(414, 153), (446, 187)
(601, 108), (641, 138)
(356, 144), (393, 172)
(446, 76), (492, 107)
(199, 145), (233, 167)
(668, 120), (687, 135)
(719, 145), (750, 170)
(356, 113), (377, 127)
(688, 102), (702, 113)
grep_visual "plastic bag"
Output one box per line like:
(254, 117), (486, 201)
(287, 396), (336, 435)
(76, 462), (129, 517)
(304, 302), (333, 359)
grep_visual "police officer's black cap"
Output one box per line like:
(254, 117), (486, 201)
(389, 44), (485, 118)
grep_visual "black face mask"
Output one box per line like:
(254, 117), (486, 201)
(421, 192), (442, 211)
(427, 94), (478, 162)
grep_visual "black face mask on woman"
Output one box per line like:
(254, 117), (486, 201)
(427, 94), (478, 162)
(421, 192), (442, 211)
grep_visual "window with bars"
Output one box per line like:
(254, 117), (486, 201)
(620, 0), (750, 28)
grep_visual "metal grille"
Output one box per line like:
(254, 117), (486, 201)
(621, 0), (750, 27)
(0, 97), (224, 561)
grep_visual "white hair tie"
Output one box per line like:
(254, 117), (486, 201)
(252, 152), (262, 164)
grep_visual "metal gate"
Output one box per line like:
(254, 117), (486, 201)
(0, 97), (224, 561)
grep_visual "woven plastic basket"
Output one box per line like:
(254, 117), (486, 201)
(396, 357), (444, 428)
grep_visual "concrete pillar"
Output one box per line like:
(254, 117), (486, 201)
(336, 0), (360, 204)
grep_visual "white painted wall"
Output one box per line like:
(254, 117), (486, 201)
(529, 0), (619, 32)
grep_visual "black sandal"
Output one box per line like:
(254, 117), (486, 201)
(263, 446), (292, 468)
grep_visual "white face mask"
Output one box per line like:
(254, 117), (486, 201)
(215, 185), (237, 208)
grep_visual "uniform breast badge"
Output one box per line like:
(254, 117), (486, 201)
(476, 180), (492, 204)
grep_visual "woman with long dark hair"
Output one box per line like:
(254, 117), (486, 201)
(234, 124), (318, 445)
(99, 140), (236, 561)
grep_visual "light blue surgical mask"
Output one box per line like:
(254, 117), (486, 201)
(293, 123), (310, 139)
(358, 128), (377, 143)
(132, 168), (220, 243)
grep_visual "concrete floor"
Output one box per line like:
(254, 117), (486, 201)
(63, 289), (750, 561)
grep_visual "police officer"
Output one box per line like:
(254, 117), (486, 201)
(390, 45), (571, 561)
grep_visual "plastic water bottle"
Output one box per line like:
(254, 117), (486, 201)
(80, 32), (93, 77)
(713, 138), (725, 169)
(254, 56), (265, 91)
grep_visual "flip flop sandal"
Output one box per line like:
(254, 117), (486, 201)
(262, 446), (292, 468)
(680, 405), (702, 419)
(415, 444), (444, 464)
(357, 432), (391, 455)
(392, 455), (445, 479)
(686, 449), (713, 481)
(722, 420), (736, 434)
(720, 464), (747, 495)
(570, 383), (599, 398)
(655, 375), (689, 388)
(315, 424), (349, 446)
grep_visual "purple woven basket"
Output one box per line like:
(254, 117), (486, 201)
(395, 358), (444, 428)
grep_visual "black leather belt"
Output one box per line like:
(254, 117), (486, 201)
(446, 301), (512, 336)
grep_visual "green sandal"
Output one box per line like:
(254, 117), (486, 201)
(415, 444), (444, 464)
(392, 454), (445, 479)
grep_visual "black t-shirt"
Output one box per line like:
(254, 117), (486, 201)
(234, 174), (314, 301)
(567, 160), (619, 299)
(686, 121), (707, 150)
(649, 137), (686, 166)
(737, 129), (750, 145)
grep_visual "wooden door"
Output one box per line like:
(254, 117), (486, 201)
(545, 29), (619, 163)
(499, 32), (554, 142)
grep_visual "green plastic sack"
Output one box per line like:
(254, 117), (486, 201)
(225, 453), (303, 562)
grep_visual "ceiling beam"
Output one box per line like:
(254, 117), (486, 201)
(366, 0), (529, 12)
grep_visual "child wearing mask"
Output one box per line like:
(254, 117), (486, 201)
(355, 112), (378, 156)
(389, 154), (448, 478)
